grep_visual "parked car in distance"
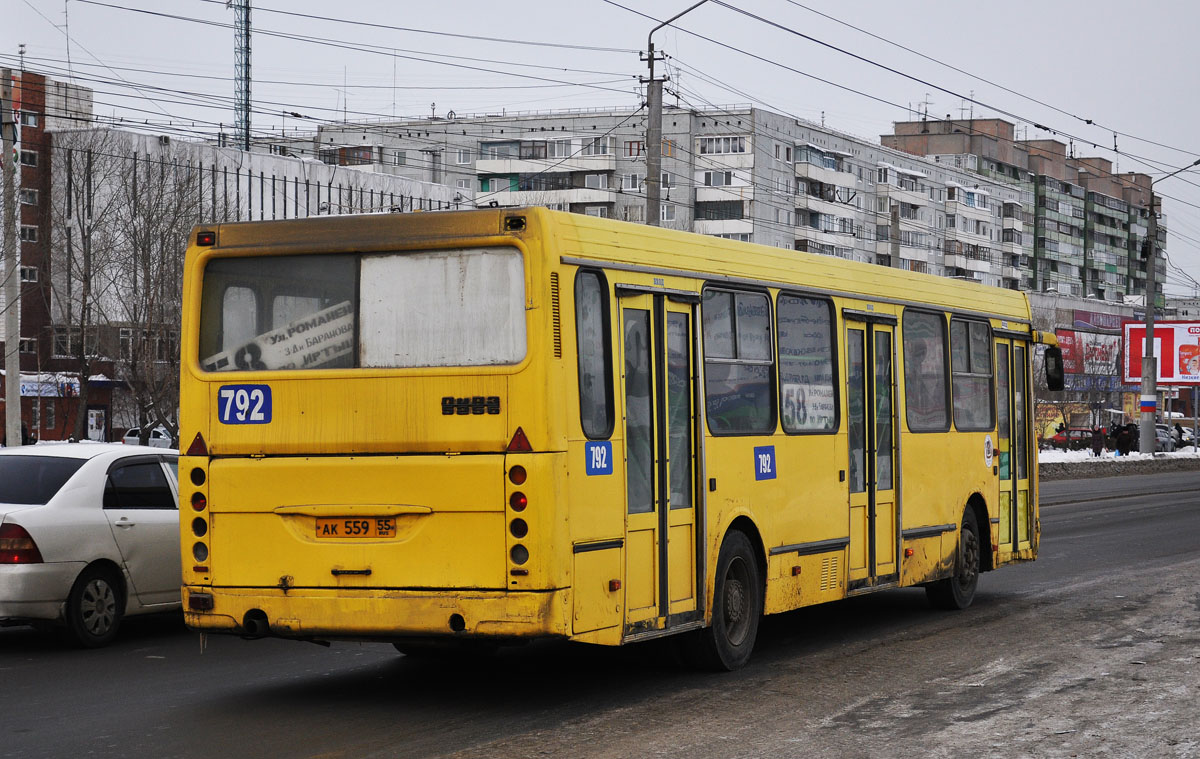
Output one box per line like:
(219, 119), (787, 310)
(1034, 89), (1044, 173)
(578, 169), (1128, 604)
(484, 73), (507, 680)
(1154, 425), (1177, 453)
(122, 427), (172, 448)
(1045, 428), (1094, 451)
(0, 443), (180, 647)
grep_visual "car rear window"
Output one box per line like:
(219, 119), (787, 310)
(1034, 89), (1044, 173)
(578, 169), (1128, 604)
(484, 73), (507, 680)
(0, 456), (87, 505)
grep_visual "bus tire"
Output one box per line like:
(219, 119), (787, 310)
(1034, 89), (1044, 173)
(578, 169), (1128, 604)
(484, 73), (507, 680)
(692, 530), (762, 671)
(926, 508), (981, 611)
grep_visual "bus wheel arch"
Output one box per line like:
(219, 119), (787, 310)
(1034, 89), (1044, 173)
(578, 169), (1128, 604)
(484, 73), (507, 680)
(690, 518), (765, 671)
(966, 493), (994, 572)
(925, 503), (982, 611)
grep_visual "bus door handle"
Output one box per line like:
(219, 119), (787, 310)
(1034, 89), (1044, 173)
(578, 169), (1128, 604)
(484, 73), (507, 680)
(331, 568), (372, 576)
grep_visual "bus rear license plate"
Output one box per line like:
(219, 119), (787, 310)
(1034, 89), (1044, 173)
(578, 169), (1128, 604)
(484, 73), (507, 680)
(315, 518), (397, 539)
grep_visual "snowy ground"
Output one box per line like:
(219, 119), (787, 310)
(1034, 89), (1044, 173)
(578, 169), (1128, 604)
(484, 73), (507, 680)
(1038, 446), (1200, 464)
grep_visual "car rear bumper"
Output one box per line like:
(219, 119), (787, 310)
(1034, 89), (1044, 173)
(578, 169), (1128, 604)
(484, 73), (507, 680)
(0, 562), (85, 621)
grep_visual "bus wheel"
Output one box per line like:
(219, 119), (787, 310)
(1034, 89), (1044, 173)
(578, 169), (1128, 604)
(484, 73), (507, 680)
(691, 530), (762, 671)
(926, 508), (981, 611)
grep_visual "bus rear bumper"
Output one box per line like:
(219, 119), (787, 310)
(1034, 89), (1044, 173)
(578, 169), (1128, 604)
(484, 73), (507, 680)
(183, 586), (571, 641)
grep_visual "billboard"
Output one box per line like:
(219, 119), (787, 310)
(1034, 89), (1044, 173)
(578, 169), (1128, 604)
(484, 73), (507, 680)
(1123, 321), (1200, 386)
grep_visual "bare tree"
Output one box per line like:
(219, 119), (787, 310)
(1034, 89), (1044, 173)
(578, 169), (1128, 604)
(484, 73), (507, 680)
(49, 129), (126, 440)
(103, 144), (195, 445)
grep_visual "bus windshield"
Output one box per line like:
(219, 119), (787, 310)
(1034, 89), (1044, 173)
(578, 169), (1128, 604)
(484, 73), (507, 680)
(198, 247), (526, 372)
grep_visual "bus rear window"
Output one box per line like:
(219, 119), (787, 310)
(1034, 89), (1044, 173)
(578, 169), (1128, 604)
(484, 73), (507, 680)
(199, 247), (526, 371)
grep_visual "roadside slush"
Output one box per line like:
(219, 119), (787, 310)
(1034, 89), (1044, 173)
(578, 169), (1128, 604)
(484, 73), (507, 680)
(1039, 449), (1200, 481)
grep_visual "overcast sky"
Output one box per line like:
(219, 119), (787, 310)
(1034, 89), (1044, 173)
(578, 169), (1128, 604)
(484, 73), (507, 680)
(5, 0), (1200, 294)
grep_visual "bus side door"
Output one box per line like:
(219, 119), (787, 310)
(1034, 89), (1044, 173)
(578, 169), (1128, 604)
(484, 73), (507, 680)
(995, 338), (1034, 556)
(845, 314), (900, 590)
(618, 289), (702, 633)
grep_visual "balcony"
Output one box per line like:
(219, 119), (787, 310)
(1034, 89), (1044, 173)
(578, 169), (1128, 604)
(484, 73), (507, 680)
(877, 183), (928, 207)
(694, 218), (753, 236)
(476, 154), (616, 175)
(795, 160), (856, 189)
(696, 185), (755, 204)
(487, 187), (613, 207)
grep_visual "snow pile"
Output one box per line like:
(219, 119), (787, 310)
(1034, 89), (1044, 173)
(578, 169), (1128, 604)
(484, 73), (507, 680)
(1038, 447), (1200, 464)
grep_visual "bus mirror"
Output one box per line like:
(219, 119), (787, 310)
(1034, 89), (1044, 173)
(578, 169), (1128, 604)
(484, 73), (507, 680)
(1044, 346), (1065, 391)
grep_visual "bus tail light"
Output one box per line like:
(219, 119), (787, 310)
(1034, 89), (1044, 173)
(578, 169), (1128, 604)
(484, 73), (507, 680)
(509, 492), (527, 512)
(191, 492), (207, 511)
(507, 428), (532, 452)
(188, 592), (214, 611)
(508, 465), (527, 485)
(0, 524), (43, 564)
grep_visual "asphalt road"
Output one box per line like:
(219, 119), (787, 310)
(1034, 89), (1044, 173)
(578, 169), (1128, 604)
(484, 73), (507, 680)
(4, 472), (1199, 758)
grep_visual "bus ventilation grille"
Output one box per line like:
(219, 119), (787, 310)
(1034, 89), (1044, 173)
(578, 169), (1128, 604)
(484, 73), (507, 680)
(550, 272), (562, 358)
(819, 555), (839, 592)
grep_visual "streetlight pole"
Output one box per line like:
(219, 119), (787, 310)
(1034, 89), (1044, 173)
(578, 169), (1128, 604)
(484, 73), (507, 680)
(1138, 157), (1200, 454)
(644, 0), (710, 227)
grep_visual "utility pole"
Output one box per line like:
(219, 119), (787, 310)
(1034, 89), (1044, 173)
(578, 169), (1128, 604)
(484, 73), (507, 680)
(1139, 195), (1161, 454)
(230, 0), (251, 151)
(1138, 157), (1200, 454)
(2, 68), (21, 447)
(643, 41), (664, 227)
(644, 1), (710, 228)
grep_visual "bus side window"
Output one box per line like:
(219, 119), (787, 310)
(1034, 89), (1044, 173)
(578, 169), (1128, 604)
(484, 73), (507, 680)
(575, 270), (614, 438)
(703, 288), (775, 434)
(902, 310), (949, 432)
(777, 294), (837, 433)
(950, 318), (995, 431)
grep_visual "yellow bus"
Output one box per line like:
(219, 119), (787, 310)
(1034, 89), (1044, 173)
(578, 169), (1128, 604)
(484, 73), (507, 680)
(179, 208), (1063, 669)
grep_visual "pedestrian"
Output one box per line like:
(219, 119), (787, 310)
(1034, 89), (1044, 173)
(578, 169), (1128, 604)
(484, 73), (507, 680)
(1091, 427), (1104, 457)
(1116, 424), (1132, 456)
(1175, 422), (1185, 448)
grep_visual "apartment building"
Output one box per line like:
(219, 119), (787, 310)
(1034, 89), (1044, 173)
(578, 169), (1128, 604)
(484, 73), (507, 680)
(316, 105), (1029, 286)
(884, 118), (1161, 305)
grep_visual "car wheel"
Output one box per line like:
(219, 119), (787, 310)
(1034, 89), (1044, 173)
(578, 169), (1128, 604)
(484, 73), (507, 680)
(926, 508), (981, 611)
(65, 565), (124, 648)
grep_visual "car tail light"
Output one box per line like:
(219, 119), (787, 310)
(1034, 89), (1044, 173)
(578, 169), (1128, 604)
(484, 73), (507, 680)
(0, 524), (44, 564)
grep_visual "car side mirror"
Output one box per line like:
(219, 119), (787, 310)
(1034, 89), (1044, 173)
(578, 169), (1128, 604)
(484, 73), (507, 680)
(1044, 346), (1065, 392)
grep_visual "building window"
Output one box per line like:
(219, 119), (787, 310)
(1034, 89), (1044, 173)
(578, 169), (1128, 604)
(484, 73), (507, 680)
(19, 226), (37, 242)
(660, 172), (673, 189)
(45, 401), (55, 431)
(19, 188), (37, 205)
(19, 112), (38, 128)
(19, 150), (37, 167)
(698, 136), (747, 155)
(902, 310), (949, 432)
(455, 179), (470, 190)
(19, 338), (37, 354)
(120, 328), (133, 361)
(519, 142), (546, 160)
(877, 167), (889, 184)
(703, 288), (774, 434)
(455, 149), (472, 165)
(583, 206), (609, 218)
(19, 266), (37, 282)
(584, 173), (608, 190)
(391, 150), (406, 166)
(660, 204), (676, 222)
(704, 170), (733, 187)
(549, 139), (572, 158)
(950, 319), (994, 431)
(623, 173), (644, 191)
(695, 200), (743, 220)
(582, 138), (611, 156)
(624, 140), (644, 158)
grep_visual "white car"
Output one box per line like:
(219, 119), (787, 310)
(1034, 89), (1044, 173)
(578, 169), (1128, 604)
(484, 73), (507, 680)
(121, 427), (172, 449)
(0, 443), (180, 647)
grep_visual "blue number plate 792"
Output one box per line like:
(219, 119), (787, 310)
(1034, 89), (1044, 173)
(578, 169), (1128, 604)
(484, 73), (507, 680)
(218, 384), (272, 424)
